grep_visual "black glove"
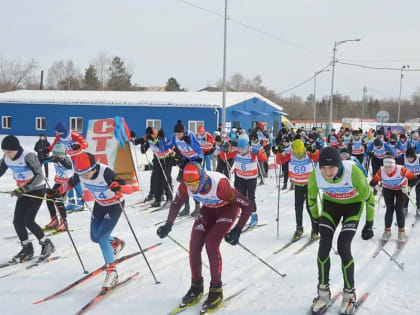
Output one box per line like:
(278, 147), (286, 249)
(71, 143), (80, 151)
(109, 181), (121, 192)
(225, 226), (241, 245)
(156, 222), (172, 239)
(11, 188), (24, 198)
(368, 151), (374, 157)
(312, 218), (319, 234)
(277, 144), (285, 154)
(306, 144), (315, 154)
(361, 221), (374, 240)
(182, 135), (191, 144)
(157, 129), (165, 139)
(130, 131), (136, 139)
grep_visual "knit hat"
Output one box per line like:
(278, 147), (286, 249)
(238, 135), (249, 149)
(52, 143), (66, 156)
(318, 147), (341, 168)
(74, 153), (97, 174)
(197, 125), (205, 134)
(292, 139), (305, 153)
(256, 122), (264, 130)
(174, 120), (185, 133)
(183, 162), (204, 184)
(374, 138), (382, 147)
(406, 147), (416, 158)
(55, 122), (68, 134)
(1, 135), (21, 151)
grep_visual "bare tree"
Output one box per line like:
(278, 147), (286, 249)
(47, 59), (81, 90)
(93, 51), (111, 90)
(0, 55), (38, 92)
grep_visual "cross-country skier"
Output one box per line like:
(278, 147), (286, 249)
(196, 125), (215, 171)
(49, 152), (132, 288)
(308, 147), (375, 315)
(278, 139), (320, 241)
(44, 143), (74, 231)
(156, 162), (253, 314)
(0, 135), (55, 263)
(339, 148), (367, 177)
(164, 120), (203, 216)
(326, 128), (341, 148)
(232, 134), (264, 227)
(403, 147), (420, 215)
(370, 154), (417, 243)
(348, 130), (365, 164)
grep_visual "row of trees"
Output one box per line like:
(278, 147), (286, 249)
(1, 55), (419, 122)
(0, 53), (184, 92)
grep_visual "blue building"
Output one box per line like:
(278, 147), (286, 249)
(0, 90), (285, 136)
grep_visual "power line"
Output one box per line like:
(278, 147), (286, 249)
(341, 58), (420, 63)
(173, 0), (329, 57)
(277, 63), (331, 95)
(336, 60), (420, 71)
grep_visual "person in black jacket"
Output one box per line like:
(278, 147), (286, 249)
(34, 134), (50, 179)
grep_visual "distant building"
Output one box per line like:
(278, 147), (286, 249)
(0, 90), (285, 136)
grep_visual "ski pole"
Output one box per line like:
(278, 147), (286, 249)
(276, 162), (281, 239)
(116, 198), (160, 284)
(41, 176), (89, 274)
(154, 153), (174, 197)
(238, 242), (286, 278)
(369, 239), (404, 270)
(167, 235), (209, 269)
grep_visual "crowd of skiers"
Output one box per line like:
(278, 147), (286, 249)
(1, 119), (419, 315)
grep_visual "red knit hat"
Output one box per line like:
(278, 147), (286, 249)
(183, 163), (203, 184)
(74, 153), (97, 174)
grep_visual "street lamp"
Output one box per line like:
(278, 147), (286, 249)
(397, 65), (409, 125)
(313, 68), (330, 127)
(328, 38), (361, 134)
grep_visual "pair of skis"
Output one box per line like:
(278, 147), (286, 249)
(168, 288), (246, 315)
(34, 243), (161, 314)
(311, 291), (369, 315)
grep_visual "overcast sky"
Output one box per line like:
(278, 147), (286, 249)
(2, 0), (420, 101)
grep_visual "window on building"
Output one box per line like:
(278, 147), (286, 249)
(2, 116), (11, 129)
(146, 119), (161, 130)
(188, 120), (204, 134)
(36, 117), (46, 131)
(70, 117), (83, 133)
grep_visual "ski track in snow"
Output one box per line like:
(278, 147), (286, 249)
(0, 136), (419, 315)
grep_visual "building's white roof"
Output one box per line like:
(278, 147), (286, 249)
(0, 90), (283, 111)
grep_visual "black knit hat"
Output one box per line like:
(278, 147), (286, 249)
(374, 138), (382, 147)
(319, 147), (341, 168)
(174, 120), (185, 133)
(1, 135), (21, 151)
(406, 147), (416, 158)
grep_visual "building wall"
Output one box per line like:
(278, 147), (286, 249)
(0, 102), (218, 137)
(226, 98), (282, 133)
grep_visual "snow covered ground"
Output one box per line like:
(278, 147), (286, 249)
(0, 136), (419, 315)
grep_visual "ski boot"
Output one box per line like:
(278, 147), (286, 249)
(398, 228), (407, 244)
(55, 219), (67, 232)
(10, 242), (34, 263)
(143, 194), (154, 203)
(38, 238), (55, 261)
(311, 229), (320, 241)
(112, 237), (126, 257)
(292, 226), (304, 242)
(249, 213), (258, 227)
(44, 215), (58, 230)
(181, 278), (204, 307)
(190, 201), (201, 217)
(381, 228), (391, 242)
(311, 284), (331, 314)
(339, 288), (356, 315)
(103, 264), (118, 289)
(281, 183), (287, 190)
(179, 200), (190, 216)
(151, 199), (161, 207)
(200, 283), (223, 313)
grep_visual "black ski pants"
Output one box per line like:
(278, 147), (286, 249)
(235, 177), (257, 214)
(317, 199), (362, 290)
(282, 162), (289, 185)
(13, 188), (46, 242)
(383, 188), (406, 229)
(152, 156), (173, 201)
(46, 183), (67, 220)
(371, 156), (383, 177)
(294, 184), (314, 229)
(216, 157), (233, 179)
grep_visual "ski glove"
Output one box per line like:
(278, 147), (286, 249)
(156, 222), (172, 238)
(277, 145), (285, 153)
(401, 185), (409, 194)
(71, 143), (80, 151)
(130, 131), (136, 139)
(182, 135), (191, 144)
(46, 188), (62, 198)
(109, 181), (121, 192)
(375, 184), (382, 195)
(361, 221), (374, 240)
(305, 144), (316, 154)
(225, 226), (241, 246)
(11, 188), (25, 198)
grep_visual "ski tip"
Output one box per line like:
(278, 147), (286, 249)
(332, 291), (342, 300)
(359, 292), (369, 302)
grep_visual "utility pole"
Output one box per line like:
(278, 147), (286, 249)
(221, 0), (228, 130)
(397, 65), (409, 125)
